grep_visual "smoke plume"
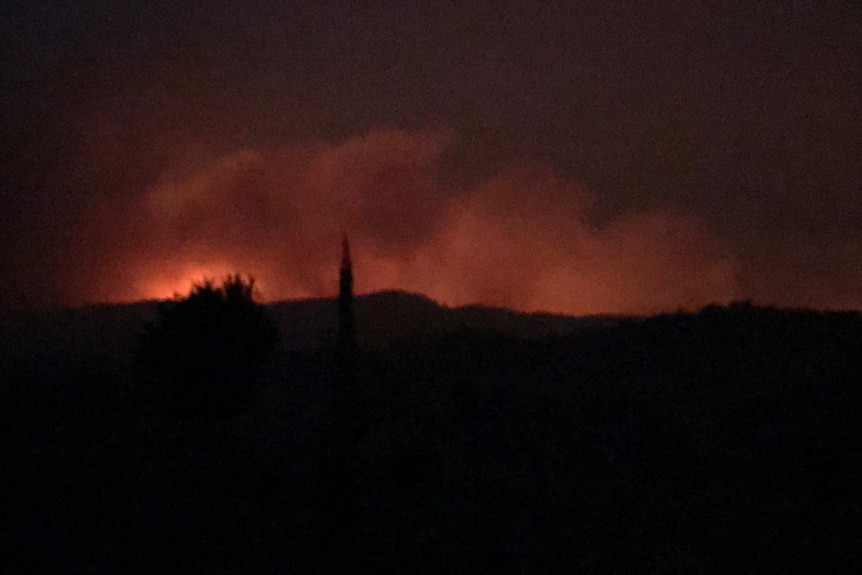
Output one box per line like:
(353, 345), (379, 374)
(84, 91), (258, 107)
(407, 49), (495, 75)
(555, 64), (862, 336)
(67, 127), (738, 315)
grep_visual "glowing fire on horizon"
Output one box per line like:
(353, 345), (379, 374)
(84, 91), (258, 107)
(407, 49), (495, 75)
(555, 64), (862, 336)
(133, 262), (273, 301)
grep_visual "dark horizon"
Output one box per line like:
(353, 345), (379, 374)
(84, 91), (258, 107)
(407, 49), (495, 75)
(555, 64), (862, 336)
(5, 273), (860, 573)
(11, 284), (862, 319)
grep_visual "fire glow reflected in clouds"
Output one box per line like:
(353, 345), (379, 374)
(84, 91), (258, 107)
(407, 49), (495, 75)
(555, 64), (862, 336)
(105, 128), (738, 315)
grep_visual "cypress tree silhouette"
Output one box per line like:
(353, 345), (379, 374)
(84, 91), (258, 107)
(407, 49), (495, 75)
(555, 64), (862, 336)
(334, 235), (359, 429)
(327, 236), (363, 569)
(338, 235), (356, 359)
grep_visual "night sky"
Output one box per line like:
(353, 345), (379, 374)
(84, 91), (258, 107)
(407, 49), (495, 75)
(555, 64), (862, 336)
(2, 1), (859, 314)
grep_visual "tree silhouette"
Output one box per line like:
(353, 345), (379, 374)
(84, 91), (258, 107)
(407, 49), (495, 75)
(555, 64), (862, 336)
(337, 235), (356, 361)
(136, 274), (279, 416)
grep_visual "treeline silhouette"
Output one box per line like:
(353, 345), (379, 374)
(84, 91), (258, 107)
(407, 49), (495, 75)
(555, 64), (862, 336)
(2, 293), (860, 573)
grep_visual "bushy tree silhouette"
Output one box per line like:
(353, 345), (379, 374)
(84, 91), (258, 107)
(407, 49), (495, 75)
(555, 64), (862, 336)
(136, 274), (279, 416)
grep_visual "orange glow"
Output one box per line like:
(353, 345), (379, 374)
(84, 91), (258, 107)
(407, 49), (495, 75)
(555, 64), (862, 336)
(76, 128), (747, 315)
(130, 260), (288, 302)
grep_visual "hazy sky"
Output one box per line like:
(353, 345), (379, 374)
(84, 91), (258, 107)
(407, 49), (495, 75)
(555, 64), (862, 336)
(2, 1), (859, 313)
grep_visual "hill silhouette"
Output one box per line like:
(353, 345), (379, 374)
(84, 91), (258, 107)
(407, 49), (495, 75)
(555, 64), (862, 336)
(2, 296), (859, 573)
(1, 290), (617, 367)
(270, 289), (619, 348)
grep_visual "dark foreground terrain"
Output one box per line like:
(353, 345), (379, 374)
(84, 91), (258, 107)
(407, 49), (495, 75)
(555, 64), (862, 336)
(3, 299), (860, 573)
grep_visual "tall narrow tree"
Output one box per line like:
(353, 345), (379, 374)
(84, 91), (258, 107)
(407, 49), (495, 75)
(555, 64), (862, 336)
(329, 236), (360, 560)
(338, 235), (356, 357)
